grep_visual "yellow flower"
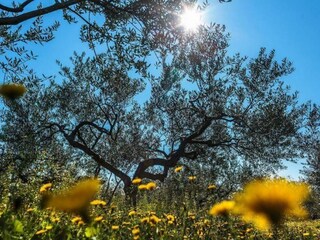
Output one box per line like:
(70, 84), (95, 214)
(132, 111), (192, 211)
(35, 229), (47, 235)
(90, 199), (106, 206)
(207, 184), (216, 190)
(40, 183), (52, 193)
(112, 225), (119, 230)
(138, 184), (148, 191)
(42, 178), (100, 213)
(128, 210), (137, 216)
(166, 214), (175, 223)
(149, 215), (161, 225)
(45, 225), (53, 230)
(0, 83), (26, 100)
(209, 200), (235, 217)
(140, 217), (149, 223)
(71, 216), (82, 223)
(174, 166), (183, 173)
(188, 176), (196, 181)
(233, 178), (310, 230)
(94, 216), (103, 222)
(146, 182), (156, 190)
(132, 227), (140, 235)
(132, 178), (142, 185)
(188, 212), (196, 220)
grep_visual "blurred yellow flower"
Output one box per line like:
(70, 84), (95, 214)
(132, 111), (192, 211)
(174, 166), (183, 173)
(166, 214), (175, 223)
(128, 210), (137, 216)
(188, 176), (196, 181)
(112, 225), (119, 230)
(132, 227), (140, 235)
(140, 217), (149, 224)
(207, 184), (216, 190)
(233, 178), (310, 230)
(138, 184), (148, 190)
(42, 178), (100, 213)
(35, 229), (47, 235)
(45, 225), (53, 230)
(132, 178), (142, 185)
(209, 200), (235, 217)
(94, 216), (103, 222)
(0, 83), (26, 100)
(90, 199), (106, 206)
(71, 216), (82, 223)
(138, 182), (156, 191)
(149, 215), (161, 225)
(40, 183), (52, 193)
(146, 182), (156, 190)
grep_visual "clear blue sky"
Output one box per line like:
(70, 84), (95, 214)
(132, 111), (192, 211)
(6, 0), (320, 179)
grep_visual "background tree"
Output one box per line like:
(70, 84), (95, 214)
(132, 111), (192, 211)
(0, 0), (310, 205)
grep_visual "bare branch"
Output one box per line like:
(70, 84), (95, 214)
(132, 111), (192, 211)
(0, 0), (81, 25)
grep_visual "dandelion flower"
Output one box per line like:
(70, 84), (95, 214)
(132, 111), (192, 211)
(188, 176), (196, 181)
(174, 166), (183, 173)
(0, 83), (26, 100)
(138, 184), (148, 191)
(132, 178), (142, 185)
(90, 199), (106, 206)
(35, 229), (47, 235)
(233, 178), (310, 230)
(94, 216), (103, 222)
(42, 178), (100, 214)
(209, 200), (235, 217)
(112, 225), (119, 230)
(146, 182), (156, 190)
(132, 227), (140, 235)
(128, 210), (137, 216)
(149, 215), (161, 225)
(40, 183), (52, 193)
(207, 184), (216, 190)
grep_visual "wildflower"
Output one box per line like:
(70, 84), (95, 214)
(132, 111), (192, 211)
(40, 183), (52, 193)
(233, 178), (310, 230)
(207, 184), (216, 190)
(174, 166), (183, 173)
(166, 214), (175, 224)
(188, 176), (196, 181)
(71, 216), (83, 224)
(146, 182), (156, 190)
(35, 229), (47, 235)
(41, 178), (100, 214)
(140, 217), (149, 224)
(149, 215), (161, 225)
(138, 184), (148, 191)
(45, 225), (53, 230)
(112, 225), (119, 230)
(94, 216), (103, 222)
(128, 210), (137, 216)
(209, 200), (235, 217)
(188, 212), (196, 220)
(132, 178), (142, 185)
(90, 199), (106, 206)
(303, 232), (310, 236)
(0, 83), (26, 100)
(132, 226), (140, 235)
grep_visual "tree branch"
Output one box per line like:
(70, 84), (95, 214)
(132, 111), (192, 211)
(0, 0), (82, 25)
(0, 0), (34, 13)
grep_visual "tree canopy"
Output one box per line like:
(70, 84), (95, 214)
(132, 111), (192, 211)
(0, 0), (316, 205)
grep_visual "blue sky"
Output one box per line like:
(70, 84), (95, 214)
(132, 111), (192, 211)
(207, 0), (320, 179)
(4, 0), (320, 179)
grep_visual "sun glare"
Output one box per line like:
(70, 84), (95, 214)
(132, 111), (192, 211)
(179, 7), (203, 31)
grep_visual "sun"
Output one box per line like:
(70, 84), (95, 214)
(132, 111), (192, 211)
(179, 6), (203, 31)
